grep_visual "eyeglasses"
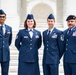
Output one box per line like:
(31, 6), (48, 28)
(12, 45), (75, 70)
(0, 16), (6, 18)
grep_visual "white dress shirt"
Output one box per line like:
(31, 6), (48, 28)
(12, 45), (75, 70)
(47, 27), (54, 35)
(28, 28), (33, 38)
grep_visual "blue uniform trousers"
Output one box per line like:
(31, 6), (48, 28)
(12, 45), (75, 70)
(18, 61), (40, 75)
(0, 62), (9, 75)
(64, 62), (76, 75)
(43, 64), (59, 75)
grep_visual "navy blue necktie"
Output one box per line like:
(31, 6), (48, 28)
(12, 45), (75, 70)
(48, 30), (51, 37)
(0, 26), (3, 35)
(68, 29), (71, 34)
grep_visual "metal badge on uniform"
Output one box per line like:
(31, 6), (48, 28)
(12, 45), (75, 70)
(51, 33), (57, 38)
(7, 31), (11, 34)
(60, 34), (64, 41)
(35, 32), (39, 38)
(72, 31), (76, 36)
(35, 35), (39, 38)
(35, 32), (38, 35)
(24, 36), (28, 38)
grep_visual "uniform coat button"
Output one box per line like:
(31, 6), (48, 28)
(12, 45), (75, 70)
(30, 48), (32, 49)
(47, 48), (48, 50)
(66, 49), (67, 50)
(47, 45), (48, 46)
(30, 44), (32, 45)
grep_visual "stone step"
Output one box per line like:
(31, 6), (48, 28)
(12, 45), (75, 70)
(0, 65), (64, 75)
(0, 73), (17, 75)
(0, 63), (64, 73)
(19, 23), (64, 31)
(0, 73), (64, 75)
(40, 73), (64, 75)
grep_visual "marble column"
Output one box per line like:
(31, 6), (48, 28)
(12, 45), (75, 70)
(21, 0), (27, 26)
(63, 0), (76, 28)
(57, 0), (63, 24)
(0, 0), (20, 31)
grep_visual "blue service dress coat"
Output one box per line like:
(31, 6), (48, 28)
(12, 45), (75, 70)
(15, 28), (42, 75)
(42, 27), (64, 75)
(63, 26), (76, 63)
(0, 24), (12, 62)
(62, 26), (76, 75)
(43, 27), (64, 64)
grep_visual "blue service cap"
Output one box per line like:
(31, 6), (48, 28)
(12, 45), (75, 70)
(0, 9), (6, 15)
(26, 14), (34, 20)
(47, 14), (55, 19)
(66, 15), (76, 21)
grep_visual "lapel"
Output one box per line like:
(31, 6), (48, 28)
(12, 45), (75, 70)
(32, 29), (35, 39)
(50, 28), (56, 37)
(66, 26), (76, 39)
(32, 29), (38, 39)
(46, 27), (56, 40)
(25, 28), (31, 39)
(5, 25), (10, 36)
(50, 28), (57, 38)
(5, 25), (7, 36)
(45, 29), (50, 40)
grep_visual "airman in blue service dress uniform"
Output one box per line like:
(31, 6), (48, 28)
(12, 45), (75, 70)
(42, 14), (64, 75)
(62, 15), (76, 75)
(15, 14), (42, 75)
(0, 9), (12, 75)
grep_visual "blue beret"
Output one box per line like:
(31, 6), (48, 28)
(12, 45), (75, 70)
(0, 9), (6, 15)
(47, 14), (55, 19)
(26, 14), (34, 20)
(66, 15), (76, 21)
